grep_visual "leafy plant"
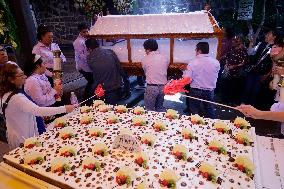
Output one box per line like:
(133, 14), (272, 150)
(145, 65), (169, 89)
(0, 0), (19, 49)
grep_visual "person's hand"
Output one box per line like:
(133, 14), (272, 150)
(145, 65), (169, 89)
(54, 85), (63, 97)
(65, 105), (75, 113)
(236, 104), (263, 119)
(274, 66), (284, 75)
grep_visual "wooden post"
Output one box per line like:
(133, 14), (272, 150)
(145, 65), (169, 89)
(207, 12), (224, 60)
(170, 38), (174, 64)
(127, 38), (132, 64)
(216, 34), (223, 60)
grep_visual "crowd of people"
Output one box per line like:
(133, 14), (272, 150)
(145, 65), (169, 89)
(1, 22), (284, 149)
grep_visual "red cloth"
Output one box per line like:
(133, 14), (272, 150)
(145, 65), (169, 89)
(164, 77), (192, 95)
(95, 84), (105, 97)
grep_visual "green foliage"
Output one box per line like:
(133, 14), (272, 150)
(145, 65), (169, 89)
(0, 0), (19, 49)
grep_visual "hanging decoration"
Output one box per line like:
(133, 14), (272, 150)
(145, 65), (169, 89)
(113, 0), (135, 15)
(74, 0), (106, 18)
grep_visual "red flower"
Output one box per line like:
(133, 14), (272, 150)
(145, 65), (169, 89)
(95, 84), (105, 98)
(164, 77), (191, 95)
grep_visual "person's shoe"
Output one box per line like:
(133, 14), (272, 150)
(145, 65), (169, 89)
(266, 133), (284, 139)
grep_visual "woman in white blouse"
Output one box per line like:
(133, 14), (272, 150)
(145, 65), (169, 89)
(32, 24), (66, 84)
(0, 64), (74, 149)
(24, 54), (61, 107)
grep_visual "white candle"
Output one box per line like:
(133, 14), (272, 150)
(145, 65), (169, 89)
(53, 57), (61, 71)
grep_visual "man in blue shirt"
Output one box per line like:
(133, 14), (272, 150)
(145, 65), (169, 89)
(183, 42), (220, 118)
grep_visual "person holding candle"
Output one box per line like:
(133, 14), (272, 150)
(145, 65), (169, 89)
(32, 24), (66, 85)
(24, 54), (62, 107)
(237, 104), (284, 138)
(0, 64), (75, 149)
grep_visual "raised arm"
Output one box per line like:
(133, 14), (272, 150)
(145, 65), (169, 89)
(13, 93), (67, 117)
(237, 104), (284, 122)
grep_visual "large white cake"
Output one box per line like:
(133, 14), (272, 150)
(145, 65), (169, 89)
(4, 105), (257, 189)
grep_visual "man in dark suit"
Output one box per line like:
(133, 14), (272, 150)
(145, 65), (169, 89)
(242, 30), (277, 108)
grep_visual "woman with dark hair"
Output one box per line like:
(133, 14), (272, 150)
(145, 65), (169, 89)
(24, 54), (62, 107)
(220, 35), (249, 105)
(0, 64), (74, 149)
(32, 24), (66, 83)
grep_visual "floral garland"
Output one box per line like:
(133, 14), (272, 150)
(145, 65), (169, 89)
(113, 0), (135, 15)
(0, 0), (18, 49)
(74, 0), (106, 18)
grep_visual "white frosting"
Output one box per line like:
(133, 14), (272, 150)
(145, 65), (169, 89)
(4, 106), (257, 189)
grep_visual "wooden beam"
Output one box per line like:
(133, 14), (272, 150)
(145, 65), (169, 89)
(127, 39), (132, 64)
(216, 35), (223, 60)
(170, 38), (174, 65)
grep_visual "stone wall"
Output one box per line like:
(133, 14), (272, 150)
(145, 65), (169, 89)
(30, 0), (90, 44)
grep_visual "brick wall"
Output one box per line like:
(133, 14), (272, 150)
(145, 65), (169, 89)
(30, 0), (90, 44)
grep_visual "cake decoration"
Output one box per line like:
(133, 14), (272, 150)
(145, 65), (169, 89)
(59, 145), (77, 157)
(141, 133), (155, 147)
(106, 114), (119, 124)
(165, 109), (179, 119)
(235, 131), (253, 146)
(199, 162), (218, 183)
(115, 105), (128, 113)
(181, 128), (197, 141)
(92, 142), (109, 157)
(88, 127), (104, 137)
(51, 157), (70, 173)
(134, 152), (148, 168)
(172, 144), (187, 161)
(153, 121), (167, 132)
(234, 117), (251, 129)
(54, 118), (67, 128)
(116, 167), (135, 186)
(234, 156), (255, 178)
(214, 121), (231, 134)
(24, 137), (42, 149)
(59, 127), (75, 140)
(159, 169), (179, 188)
(82, 157), (101, 172)
(93, 100), (105, 108)
(80, 105), (92, 113)
(132, 116), (147, 126)
(190, 114), (205, 125)
(79, 114), (92, 125)
(208, 139), (227, 155)
(24, 152), (45, 165)
(133, 106), (145, 115)
(98, 104), (111, 112)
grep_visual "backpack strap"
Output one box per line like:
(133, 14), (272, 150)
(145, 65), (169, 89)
(1, 91), (18, 119)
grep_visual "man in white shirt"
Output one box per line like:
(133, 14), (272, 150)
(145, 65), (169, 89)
(183, 42), (220, 118)
(142, 39), (169, 112)
(73, 23), (94, 99)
